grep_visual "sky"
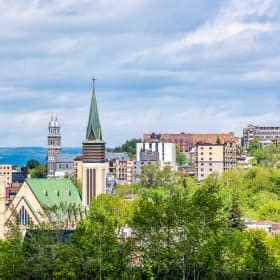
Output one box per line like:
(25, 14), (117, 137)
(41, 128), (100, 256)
(0, 0), (279, 147)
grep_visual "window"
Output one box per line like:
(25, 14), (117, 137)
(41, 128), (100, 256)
(209, 147), (212, 150)
(209, 158), (212, 161)
(209, 163), (212, 166)
(209, 152), (212, 155)
(201, 152), (204, 155)
(18, 206), (31, 225)
(210, 168), (213, 172)
(201, 168), (204, 171)
(201, 158), (204, 161)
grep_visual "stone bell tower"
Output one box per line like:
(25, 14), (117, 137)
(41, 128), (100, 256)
(47, 115), (61, 178)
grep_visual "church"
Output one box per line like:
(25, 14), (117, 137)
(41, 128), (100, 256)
(0, 80), (108, 238)
(47, 115), (77, 179)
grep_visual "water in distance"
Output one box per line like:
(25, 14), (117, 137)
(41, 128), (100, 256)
(0, 147), (81, 167)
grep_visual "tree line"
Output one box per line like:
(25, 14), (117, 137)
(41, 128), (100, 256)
(1, 163), (280, 279)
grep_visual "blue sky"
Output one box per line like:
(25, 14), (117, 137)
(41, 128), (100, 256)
(0, 0), (279, 147)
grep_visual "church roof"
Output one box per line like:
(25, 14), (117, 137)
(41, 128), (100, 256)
(26, 178), (82, 208)
(85, 81), (103, 142)
(56, 154), (76, 163)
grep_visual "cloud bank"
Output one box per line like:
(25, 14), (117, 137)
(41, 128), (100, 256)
(0, 0), (279, 147)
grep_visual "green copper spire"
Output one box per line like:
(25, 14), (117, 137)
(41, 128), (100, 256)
(86, 78), (102, 142)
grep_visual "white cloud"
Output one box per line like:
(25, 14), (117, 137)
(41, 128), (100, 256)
(0, 0), (279, 146)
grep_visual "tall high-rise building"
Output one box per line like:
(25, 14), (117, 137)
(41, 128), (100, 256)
(47, 115), (61, 177)
(82, 79), (108, 205)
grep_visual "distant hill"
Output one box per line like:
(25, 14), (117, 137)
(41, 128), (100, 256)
(0, 147), (81, 167)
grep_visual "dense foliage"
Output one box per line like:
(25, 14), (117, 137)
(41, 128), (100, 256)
(176, 145), (187, 166)
(1, 163), (280, 279)
(26, 159), (47, 178)
(248, 141), (280, 167)
(113, 138), (142, 158)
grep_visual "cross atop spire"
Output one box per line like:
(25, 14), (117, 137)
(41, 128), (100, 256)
(85, 78), (103, 142)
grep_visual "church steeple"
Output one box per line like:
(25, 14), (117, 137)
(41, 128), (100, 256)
(83, 79), (106, 164)
(86, 78), (102, 142)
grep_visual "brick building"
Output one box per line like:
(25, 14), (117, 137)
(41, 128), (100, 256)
(144, 132), (237, 152)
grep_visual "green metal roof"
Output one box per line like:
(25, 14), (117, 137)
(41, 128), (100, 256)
(85, 85), (103, 142)
(26, 179), (82, 208)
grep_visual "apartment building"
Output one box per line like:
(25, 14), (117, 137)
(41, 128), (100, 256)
(144, 132), (237, 152)
(242, 124), (280, 148)
(136, 142), (177, 170)
(196, 142), (237, 181)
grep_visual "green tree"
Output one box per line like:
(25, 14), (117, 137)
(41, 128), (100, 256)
(71, 195), (132, 279)
(248, 139), (261, 155)
(139, 163), (160, 188)
(113, 138), (142, 158)
(26, 159), (40, 169)
(0, 226), (24, 279)
(29, 164), (47, 178)
(245, 230), (275, 276)
(228, 198), (245, 230)
(176, 145), (187, 166)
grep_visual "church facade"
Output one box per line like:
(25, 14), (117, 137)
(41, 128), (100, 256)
(0, 80), (108, 238)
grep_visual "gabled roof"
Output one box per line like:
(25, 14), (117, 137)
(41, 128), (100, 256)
(85, 83), (103, 142)
(26, 179), (82, 208)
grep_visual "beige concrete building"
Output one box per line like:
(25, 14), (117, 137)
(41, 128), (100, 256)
(196, 142), (237, 181)
(0, 164), (12, 186)
(74, 156), (84, 183)
(0, 177), (6, 238)
(108, 158), (129, 184)
(126, 160), (133, 184)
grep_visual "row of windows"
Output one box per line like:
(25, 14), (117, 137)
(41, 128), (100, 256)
(0, 171), (11, 175)
(200, 152), (212, 155)
(0, 166), (11, 170)
(200, 146), (213, 150)
(200, 157), (213, 161)
(200, 168), (213, 172)
(57, 164), (72, 169)
(199, 163), (213, 166)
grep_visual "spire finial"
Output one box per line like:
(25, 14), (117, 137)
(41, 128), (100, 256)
(92, 77), (96, 91)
